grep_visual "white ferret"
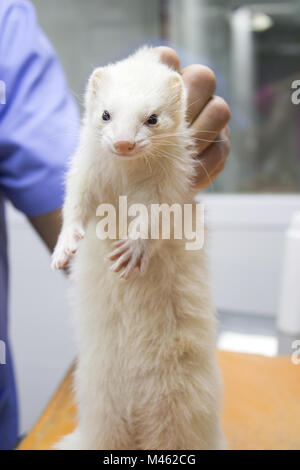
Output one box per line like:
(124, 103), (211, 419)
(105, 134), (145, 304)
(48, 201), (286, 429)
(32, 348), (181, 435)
(51, 47), (225, 450)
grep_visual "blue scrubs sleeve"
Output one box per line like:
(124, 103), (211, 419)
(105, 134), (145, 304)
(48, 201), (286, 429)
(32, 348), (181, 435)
(0, 0), (79, 216)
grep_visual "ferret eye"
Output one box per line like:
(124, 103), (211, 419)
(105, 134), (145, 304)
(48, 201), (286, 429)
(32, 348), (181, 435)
(102, 110), (111, 121)
(146, 114), (158, 126)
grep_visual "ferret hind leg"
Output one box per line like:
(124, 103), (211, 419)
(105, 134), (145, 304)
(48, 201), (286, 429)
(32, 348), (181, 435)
(134, 380), (225, 450)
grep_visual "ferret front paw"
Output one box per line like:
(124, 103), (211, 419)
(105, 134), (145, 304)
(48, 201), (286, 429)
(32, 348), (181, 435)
(106, 238), (149, 280)
(51, 226), (85, 270)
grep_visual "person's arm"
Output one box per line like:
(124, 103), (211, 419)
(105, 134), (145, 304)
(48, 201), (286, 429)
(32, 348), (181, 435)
(0, 0), (79, 249)
(28, 208), (62, 253)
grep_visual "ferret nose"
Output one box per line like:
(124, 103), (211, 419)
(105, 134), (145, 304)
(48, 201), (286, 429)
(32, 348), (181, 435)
(114, 140), (135, 154)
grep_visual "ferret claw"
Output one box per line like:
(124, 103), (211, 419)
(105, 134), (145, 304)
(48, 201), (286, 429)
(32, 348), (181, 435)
(107, 239), (149, 280)
(106, 242), (129, 262)
(51, 226), (85, 270)
(109, 250), (131, 273)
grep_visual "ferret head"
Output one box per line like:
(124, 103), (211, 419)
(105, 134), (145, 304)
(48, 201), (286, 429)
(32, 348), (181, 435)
(84, 48), (187, 160)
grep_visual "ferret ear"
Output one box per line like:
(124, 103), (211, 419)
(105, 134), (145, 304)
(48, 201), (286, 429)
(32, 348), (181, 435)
(85, 67), (105, 109)
(89, 67), (103, 96)
(168, 73), (183, 102)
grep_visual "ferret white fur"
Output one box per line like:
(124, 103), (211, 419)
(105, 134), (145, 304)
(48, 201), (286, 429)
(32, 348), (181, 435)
(51, 47), (226, 450)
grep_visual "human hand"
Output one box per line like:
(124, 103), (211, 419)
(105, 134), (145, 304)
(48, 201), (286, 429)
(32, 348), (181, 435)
(156, 46), (231, 191)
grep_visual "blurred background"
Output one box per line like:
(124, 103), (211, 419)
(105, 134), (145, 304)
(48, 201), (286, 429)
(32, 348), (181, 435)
(6, 0), (300, 434)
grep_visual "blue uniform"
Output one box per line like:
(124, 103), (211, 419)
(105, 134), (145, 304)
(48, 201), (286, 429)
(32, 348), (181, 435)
(0, 0), (79, 449)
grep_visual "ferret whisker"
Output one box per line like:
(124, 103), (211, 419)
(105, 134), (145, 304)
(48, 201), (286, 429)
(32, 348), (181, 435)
(195, 159), (215, 190)
(150, 134), (227, 144)
(192, 137), (227, 143)
(186, 96), (204, 110)
(146, 149), (169, 176)
(155, 149), (187, 165)
(152, 141), (187, 149)
(186, 95), (217, 111)
(150, 143), (183, 157)
(145, 155), (153, 174)
(195, 130), (220, 134)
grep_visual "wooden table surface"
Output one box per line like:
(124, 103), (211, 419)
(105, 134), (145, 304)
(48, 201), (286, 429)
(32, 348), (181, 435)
(19, 351), (300, 450)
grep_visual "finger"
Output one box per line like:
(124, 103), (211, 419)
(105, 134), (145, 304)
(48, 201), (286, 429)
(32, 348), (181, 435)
(224, 124), (231, 139)
(155, 46), (180, 72)
(191, 96), (231, 154)
(181, 65), (216, 124)
(194, 131), (230, 190)
(192, 128), (230, 191)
